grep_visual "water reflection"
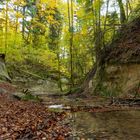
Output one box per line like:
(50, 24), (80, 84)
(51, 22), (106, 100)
(69, 111), (140, 140)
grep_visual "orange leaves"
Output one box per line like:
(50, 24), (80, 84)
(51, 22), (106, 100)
(0, 95), (71, 139)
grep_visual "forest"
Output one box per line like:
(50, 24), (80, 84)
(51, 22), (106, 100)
(0, 0), (140, 139)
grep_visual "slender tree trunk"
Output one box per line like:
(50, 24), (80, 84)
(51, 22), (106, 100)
(128, 0), (132, 13)
(126, 0), (132, 19)
(70, 0), (74, 87)
(14, 6), (19, 46)
(67, 0), (74, 91)
(94, 0), (102, 63)
(5, 0), (8, 55)
(117, 0), (126, 24)
(126, 0), (129, 20)
(22, 6), (26, 39)
(67, 0), (71, 28)
(103, 0), (110, 47)
(57, 53), (63, 91)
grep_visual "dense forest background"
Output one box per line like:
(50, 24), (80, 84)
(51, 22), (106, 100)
(0, 1), (140, 139)
(0, 0), (139, 92)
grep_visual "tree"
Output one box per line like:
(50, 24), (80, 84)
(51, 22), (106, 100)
(48, 6), (63, 91)
(67, 0), (74, 90)
(5, 0), (9, 54)
(117, 0), (126, 24)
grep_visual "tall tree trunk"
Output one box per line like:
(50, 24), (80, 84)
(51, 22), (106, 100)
(22, 6), (26, 39)
(117, 0), (126, 24)
(103, 0), (110, 47)
(126, 0), (132, 19)
(57, 53), (63, 91)
(70, 0), (74, 87)
(67, 0), (74, 91)
(14, 6), (19, 46)
(94, 0), (102, 64)
(5, 0), (8, 55)
(80, 0), (103, 93)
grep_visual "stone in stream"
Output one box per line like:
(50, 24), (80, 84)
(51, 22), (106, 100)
(48, 105), (63, 109)
(48, 104), (71, 110)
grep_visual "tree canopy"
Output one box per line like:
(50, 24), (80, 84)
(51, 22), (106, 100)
(0, 0), (139, 91)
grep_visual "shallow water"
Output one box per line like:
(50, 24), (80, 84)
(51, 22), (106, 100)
(69, 110), (140, 140)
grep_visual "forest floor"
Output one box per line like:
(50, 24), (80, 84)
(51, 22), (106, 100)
(0, 82), (140, 139)
(0, 83), (71, 140)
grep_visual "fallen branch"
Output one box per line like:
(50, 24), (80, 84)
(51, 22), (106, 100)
(15, 67), (45, 80)
(110, 97), (140, 106)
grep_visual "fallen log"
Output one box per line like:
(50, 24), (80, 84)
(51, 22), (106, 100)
(110, 97), (140, 106)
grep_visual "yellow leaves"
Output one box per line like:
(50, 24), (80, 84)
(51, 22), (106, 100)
(40, 0), (48, 4)
(39, 50), (58, 70)
(130, 0), (139, 9)
(46, 0), (57, 8)
(46, 8), (56, 15)
(15, 12), (23, 18)
(13, 0), (27, 7)
(32, 19), (44, 28)
(40, 0), (56, 8)
(0, 14), (5, 23)
(77, 8), (84, 18)
(60, 66), (69, 76)
(46, 13), (60, 26)
(47, 15), (54, 22)
(7, 47), (24, 63)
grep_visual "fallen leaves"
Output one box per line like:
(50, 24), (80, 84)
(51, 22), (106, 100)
(0, 94), (71, 139)
(0, 82), (16, 93)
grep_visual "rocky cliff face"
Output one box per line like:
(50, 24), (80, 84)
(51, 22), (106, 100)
(102, 64), (140, 96)
(99, 17), (140, 97)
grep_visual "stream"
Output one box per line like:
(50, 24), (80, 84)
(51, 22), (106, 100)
(14, 79), (140, 140)
(68, 111), (140, 140)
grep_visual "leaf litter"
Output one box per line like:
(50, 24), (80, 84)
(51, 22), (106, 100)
(0, 94), (71, 140)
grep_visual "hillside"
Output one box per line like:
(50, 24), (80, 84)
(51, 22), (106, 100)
(99, 17), (140, 97)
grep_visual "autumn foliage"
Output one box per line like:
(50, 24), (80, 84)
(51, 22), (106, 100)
(0, 94), (70, 139)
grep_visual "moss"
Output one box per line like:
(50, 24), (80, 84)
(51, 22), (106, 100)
(21, 93), (42, 102)
(70, 87), (83, 94)
(95, 83), (121, 97)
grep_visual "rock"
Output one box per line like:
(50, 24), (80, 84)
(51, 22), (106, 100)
(11, 92), (25, 98)
(48, 105), (63, 109)
(100, 64), (140, 97)
(0, 60), (11, 82)
(37, 79), (44, 84)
